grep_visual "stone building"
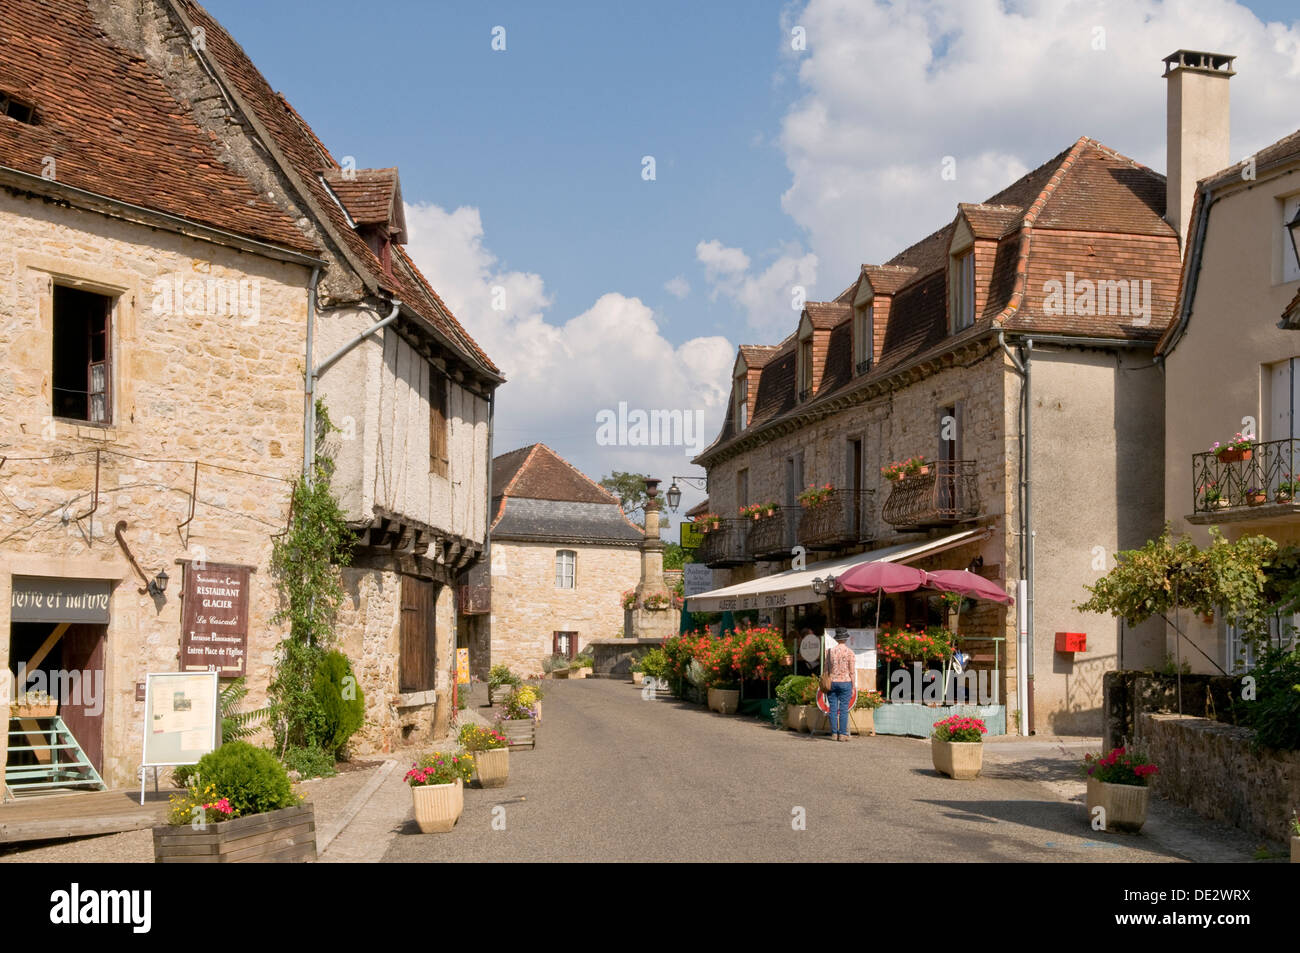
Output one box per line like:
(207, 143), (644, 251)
(691, 122), (1189, 734)
(0, 0), (499, 794)
(458, 444), (641, 678)
(1157, 56), (1300, 671)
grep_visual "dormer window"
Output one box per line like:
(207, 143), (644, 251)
(734, 374), (748, 430)
(950, 248), (975, 332)
(798, 336), (813, 401)
(854, 302), (873, 374)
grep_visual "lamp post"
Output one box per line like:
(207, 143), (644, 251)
(665, 474), (707, 513)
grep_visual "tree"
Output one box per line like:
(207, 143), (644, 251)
(601, 471), (651, 523)
(663, 541), (685, 571)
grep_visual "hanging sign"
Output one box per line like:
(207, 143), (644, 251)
(180, 562), (251, 676)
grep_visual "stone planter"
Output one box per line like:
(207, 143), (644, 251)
(786, 704), (821, 732)
(632, 672), (645, 686)
(472, 747), (509, 788)
(499, 717), (537, 750)
(849, 707), (876, 736)
(552, 668), (571, 679)
(1085, 777), (1149, 832)
(707, 687), (740, 714)
(931, 738), (983, 779)
(153, 804), (316, 862)
(577, 667), (593, 678)
(412, 778), (463, 834)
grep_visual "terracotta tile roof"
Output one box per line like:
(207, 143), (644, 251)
(171, 0), (498, 377)
(738, 344), (780, 368)
(804, 301), (852, 330)
(492, 444), (619, 505)
(685, 497), (711, 519)
(323, 167), (403, 232)
(0, 0), (314, 254)
(1201, 127), (1300, 189)
(699, 137), (1182, 461)
(490, 443), (642, 542)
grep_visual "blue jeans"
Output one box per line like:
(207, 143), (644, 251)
(828, 681), (853, 736)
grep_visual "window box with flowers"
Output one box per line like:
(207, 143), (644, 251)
(798, 483), (834, 508)
(1081, 747), (1158, 832)
(1211, 433), (1255, 464)
(697, 513), (722, 533)
(642, 591), (673, 611)
(406, 752), (474, 833)
(930, 714), (987, 779)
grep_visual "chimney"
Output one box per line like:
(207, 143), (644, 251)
(1163, 49), (1235, 244)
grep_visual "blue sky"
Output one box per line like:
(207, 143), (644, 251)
(202, 0), (1300, 513)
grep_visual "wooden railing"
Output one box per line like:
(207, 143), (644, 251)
(881, 460), (980, 529)
(1192, 438), (1300, 514)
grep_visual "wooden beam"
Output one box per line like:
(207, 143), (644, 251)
(26, 622), (70, 672)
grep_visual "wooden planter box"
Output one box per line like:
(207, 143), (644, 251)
(11, 703), (57, 718)
(488, 684), (515, 705)
(153, 804), (316, 863)
(499, 717), (537, 750)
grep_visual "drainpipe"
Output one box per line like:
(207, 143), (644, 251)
(302, 267), (321, 480)
(303, 293), (402, 483)
(999, 331), (1034, 735)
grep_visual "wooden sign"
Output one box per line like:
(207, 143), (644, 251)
(180, 562), (251, 676)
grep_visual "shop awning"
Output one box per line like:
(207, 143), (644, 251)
(684, 528), (991, 613)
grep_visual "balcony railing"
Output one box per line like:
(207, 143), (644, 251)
(697, 519), (751, 568)
(458, 584), (491, 615)
(881, 460), (981, 530)
(747, 508), (795, 560)
(797, 490), (873, 549)
(1192, 438), (1300, 516)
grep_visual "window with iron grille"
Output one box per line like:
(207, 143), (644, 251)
(52, 285), (112, 424)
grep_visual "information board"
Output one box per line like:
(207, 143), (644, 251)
(683, 563), (714, 597)
(180, 562), (251, 676)
(141, 671), (219, 770)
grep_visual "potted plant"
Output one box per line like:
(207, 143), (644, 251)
(1081, 746), (1158, 833)
(573, 653), (594, 678)
(497, 685), (541, 748)
(797, 483), (834, 508)
(931, 714), (987, 779)
(1198, 481), (1228, 510)
(1277, 478), (1297, 504)
(638, 646), (672, 694)
(1246, 486), (1267, 506)
(11, 689), (55, 718)
(880, 461), (905, 483)
(704, 634), (741, 714)
(1211, 433), (1254, 463)
(642, 591), (672, 611)
(850, 689), (884, 736)
(904, 455), (929, 477)
(621, 589), (640, 611)
(697, 513), (722, 533)
(406, 751), (474, 833)
(629, 656), (645, 686)
(458, 724), (510, 788)
(154, 741), (313, 862)
(487, 664), (522, 705)
(761, 501), (780, 519)
(776, 674), (819, 731)
(544, 653), (572, 679)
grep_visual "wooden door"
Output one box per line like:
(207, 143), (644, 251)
(59, 623), (106, 773)
(399, 576), (437, 692)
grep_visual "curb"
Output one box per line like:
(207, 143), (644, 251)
(316, 759), (398, 856)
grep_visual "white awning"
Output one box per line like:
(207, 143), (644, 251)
(684, 528), (991, 613)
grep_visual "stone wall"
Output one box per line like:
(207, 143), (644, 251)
(1102, 670), (1244, 751)
(488, 540), (640, 676)
(1140, 713), (1300, 843)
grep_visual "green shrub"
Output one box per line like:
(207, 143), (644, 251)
(281, 745), (337, 779)
(776, 674), (817, 706)
(192, 742), (298, 817)
(574, 653), (594, 669)
(1241, 648), (1300, 751)
(311, 650), (365, 758)
(639, 647), (670, 680)
(488, 664), (521, 688)
(542, 653), (570, 674)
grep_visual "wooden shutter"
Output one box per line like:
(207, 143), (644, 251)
(399, 576), (437, 692)
(429, 375), (448, 477)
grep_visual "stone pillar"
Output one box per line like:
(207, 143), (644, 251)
(630, 478), (679, 640)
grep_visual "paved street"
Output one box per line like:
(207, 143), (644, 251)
(382, 680), (1261, 863)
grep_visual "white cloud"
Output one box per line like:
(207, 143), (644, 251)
(664, 275), (691, 299)
(696, 239), (818, 336)
(779, 0), (1300, 286)
(402, 202), (734, 494)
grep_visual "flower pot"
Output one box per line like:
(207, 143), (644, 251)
(849, 707), (876, 736)
(1085, 777), (1149, 833)
(153, 804), (316, 863)
(412, 778), (463, 834)
(784, 704), (807, 731)
(707, 687), (740, 714)
(632, 671), (645, 685)
(472, 747), (509, 788)
(1277, 493), (1293, 505)
(1211, 498), (1229, 509)
(1215, 447), (1252, 463)
(1247, 492), (1267, 506)
(931, 738), (983, 779)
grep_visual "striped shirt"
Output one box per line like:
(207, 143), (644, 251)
(827, 642), (856, 682)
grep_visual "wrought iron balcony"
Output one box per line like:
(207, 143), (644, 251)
(797, 490), (873, 550)
(1191, 438), (1300, 520)
(747, 508), (795, 560)
(458, 584), (491, 615)
(697, 519), (751, 568)
(881, 460), (981, 530)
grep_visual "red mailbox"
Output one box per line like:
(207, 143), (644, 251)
(1055, 631), (1087, 653)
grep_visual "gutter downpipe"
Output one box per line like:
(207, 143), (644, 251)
(999, 331), (1034, 735)
(303, 294), (402, 484)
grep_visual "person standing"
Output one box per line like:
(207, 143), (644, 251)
(825, 629), (857, 741)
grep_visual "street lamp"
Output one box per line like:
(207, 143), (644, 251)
(665, 474), (707, 513)
(810, 574), (838, 595)
(1288, 205), (1300, 272)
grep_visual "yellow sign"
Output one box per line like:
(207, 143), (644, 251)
(680, 520), (703, 550)
(456, 648), (470, 684)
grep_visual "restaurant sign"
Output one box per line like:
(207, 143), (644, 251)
(10, 576), (111, 623)
(180, 562), (251, 676)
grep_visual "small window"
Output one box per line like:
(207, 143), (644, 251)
(854, 303), (873, 373)
(735, 375), (748, 431)
(1226, 612), (1298, 673)
(799, 337), (813, 398)
(0, 93), (36, 125)
(52, 286), (113, 424)
(429, 375), (448, 477)
(951, 250), (975, 332)
(555, 550), (576, 589)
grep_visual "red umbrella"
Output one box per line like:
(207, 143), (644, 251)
(834, 561), (929, 594)
(925, 569), (1014, 604)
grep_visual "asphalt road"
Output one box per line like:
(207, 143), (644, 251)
(382, 679), (1189, 863)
